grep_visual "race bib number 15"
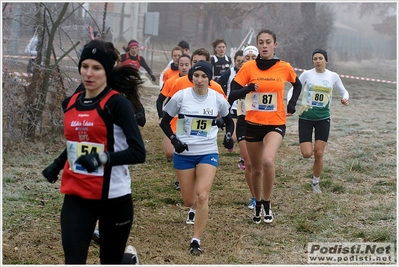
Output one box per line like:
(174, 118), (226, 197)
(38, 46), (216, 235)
(176, 117), (212, 137)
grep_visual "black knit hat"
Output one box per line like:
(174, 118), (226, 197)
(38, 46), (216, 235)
(178, 40), (190, 50)
(312, 48), (328, 62)
(188, 60), (213, 85)
(78, 46), (115, 81)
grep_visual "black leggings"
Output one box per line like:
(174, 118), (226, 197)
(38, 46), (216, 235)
(235, 115), (246, 142)
(61, 194), (133, 264)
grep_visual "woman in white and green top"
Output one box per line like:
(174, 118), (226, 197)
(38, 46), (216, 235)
(288, 49), (349, 193)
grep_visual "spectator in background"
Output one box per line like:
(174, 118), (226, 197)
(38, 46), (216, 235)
(25, 27), (38, 73)
(210, 38), (232, 83)
(120, 39), (156, 82)
(159, 40), (190, 90)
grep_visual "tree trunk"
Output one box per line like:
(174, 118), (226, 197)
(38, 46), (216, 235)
(206, 15), (214, 45)
(299, 3), (317, 69)
(26, 3), (69, 138)
(195, 12), (205, 44)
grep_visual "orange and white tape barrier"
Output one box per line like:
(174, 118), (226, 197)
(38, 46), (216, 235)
(293, 67), (396, 84)
(3, 56), (396, 85)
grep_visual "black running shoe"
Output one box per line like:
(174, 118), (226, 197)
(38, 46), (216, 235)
(253, 215), (261, 224)
(186, 211), (195, 224)
(253, 201), (262, 224)
(190, 240), (202, 255)
(263, 200), (274, 224)
(174, 180), (180, 191)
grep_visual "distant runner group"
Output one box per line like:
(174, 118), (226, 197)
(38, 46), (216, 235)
(41, 28), (349, 264)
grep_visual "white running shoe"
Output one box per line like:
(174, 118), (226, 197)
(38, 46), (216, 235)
(123, 245), (139, 264)
(312, 182), (322, 194)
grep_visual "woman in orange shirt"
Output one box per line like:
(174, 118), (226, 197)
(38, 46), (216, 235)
(161, 46), (183, 86)
(232, 29), (302, 224)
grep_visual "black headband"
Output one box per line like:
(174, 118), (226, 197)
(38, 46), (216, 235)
(78, 47), (115, 80)
(188, 60), (213, 85)
(312, 48), (328, 62)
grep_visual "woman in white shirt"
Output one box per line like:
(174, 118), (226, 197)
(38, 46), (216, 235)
(288, 48), (349, 193)
(159, 60), (234, 256)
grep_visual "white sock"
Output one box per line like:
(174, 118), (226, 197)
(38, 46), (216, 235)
(313, 176), (320, 184)
(191, 237), (200, 245)
(189, 208), (196, 214)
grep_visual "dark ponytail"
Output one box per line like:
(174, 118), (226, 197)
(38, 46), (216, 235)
(108, 66), (144, 112)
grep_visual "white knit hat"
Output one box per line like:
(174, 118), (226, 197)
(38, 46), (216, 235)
(243, 45), (259, 57)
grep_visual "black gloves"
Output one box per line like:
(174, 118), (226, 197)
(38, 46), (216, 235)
(42, 158), (64, 183)
(247, 83), (256, 92)
(135, 112), (146, 127)
(215, 117), (225, 130)
(287, 100), (296, 114)
(75, 153), (102, 173)
(170, 135), (188, 153)
(150, 74), (156, 82)
(223, 132), (234, 150)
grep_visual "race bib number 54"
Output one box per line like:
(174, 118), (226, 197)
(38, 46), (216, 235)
(67, 140), (104, 176)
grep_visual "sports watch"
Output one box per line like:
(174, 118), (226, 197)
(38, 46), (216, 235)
(99, 152), (108, 165)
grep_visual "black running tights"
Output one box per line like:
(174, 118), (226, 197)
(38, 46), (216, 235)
(60, 194), (133, 264)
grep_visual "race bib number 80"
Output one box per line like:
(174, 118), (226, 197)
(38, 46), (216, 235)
(306, 85), (331, 108)
(67, 140), (104, 176)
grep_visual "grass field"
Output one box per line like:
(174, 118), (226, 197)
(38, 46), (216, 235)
(2, 59), (397, 264)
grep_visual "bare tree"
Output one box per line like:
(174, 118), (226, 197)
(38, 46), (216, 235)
(248, 3), (333, 68)
(2, 2), (111, 140)
(24, 3), (83, 138)
(358, 3), (396, 39)
(188, 2), (264, 44)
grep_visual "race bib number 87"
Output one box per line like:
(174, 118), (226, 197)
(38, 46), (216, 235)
(67, 140), (104, 176)
(245, 92), (277, 112)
